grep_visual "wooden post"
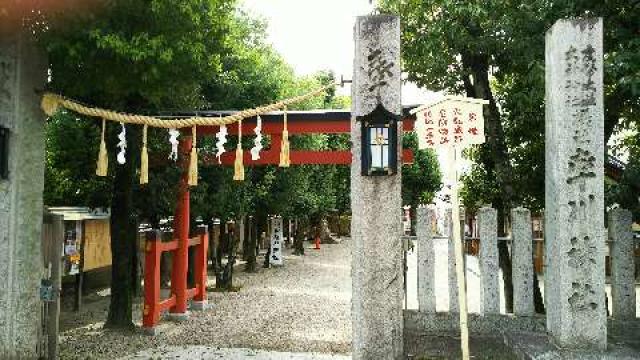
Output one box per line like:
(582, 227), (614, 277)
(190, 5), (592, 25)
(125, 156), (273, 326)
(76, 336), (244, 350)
(42, 213), (64, 360)
(170, 136), (191, 317)
(450, 147), (470, 360)
(74, 221), (85, 312)
(194, 226), (209, 303)
(143, 230), (162, 329)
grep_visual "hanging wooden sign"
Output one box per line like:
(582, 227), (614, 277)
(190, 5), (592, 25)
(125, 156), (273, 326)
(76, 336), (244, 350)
(413, 96), (488, 150)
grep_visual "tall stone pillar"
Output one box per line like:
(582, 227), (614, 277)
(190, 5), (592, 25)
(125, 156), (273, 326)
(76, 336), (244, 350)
(545, 18), (606, 349)
(0, 30), (47, 357)
(351, 15), (403, 359)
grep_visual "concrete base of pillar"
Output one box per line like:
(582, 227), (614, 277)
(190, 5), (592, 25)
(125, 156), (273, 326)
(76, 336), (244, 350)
(142, 326), (158, 336)
(190, 301), (210, 311)
(166, 312), (189, 322)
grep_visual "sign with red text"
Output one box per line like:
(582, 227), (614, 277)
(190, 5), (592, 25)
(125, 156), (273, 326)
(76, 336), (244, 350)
(413, 96), (489, 149)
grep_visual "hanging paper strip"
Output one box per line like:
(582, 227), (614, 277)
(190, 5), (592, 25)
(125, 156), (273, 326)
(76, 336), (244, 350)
(116, 122), (127, 165)
(188, 126), (198, 186)
(279, 106), (291, 167)
(233, 120), (245, 181)
(215, 121), (228, 164)
(96, 118), (108, 176)
(168, 128), (180, 161)
(250, 115), (263, 160)
(140, 125), (149, 185)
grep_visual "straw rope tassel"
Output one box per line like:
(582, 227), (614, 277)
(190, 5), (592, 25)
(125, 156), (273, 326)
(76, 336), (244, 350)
(279, 106), (291, 167)
(188, 126), (198, 186)
(233, 120), (245, 181)
(96, 118), (108, 176)
(140, 125), (149, 185)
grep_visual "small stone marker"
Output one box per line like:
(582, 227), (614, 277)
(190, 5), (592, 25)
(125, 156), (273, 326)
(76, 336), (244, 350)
(478, 207), (499, 315)
(511, 208), (534, 316)
(545, 17), (606, 349)
(351, 15), (404, 359)
(417, 207), (436, 313)
(608, 208), (636, 320)
(269, 217), (284, 266)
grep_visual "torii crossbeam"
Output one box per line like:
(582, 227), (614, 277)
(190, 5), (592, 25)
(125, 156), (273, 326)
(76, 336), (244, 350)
(164, 108), (416, 165)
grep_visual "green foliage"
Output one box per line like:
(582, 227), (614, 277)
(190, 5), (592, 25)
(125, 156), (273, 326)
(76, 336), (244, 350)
(402, 132), (442, 208)
(380, 0), (640, 212)
(44, 111), (112, 207)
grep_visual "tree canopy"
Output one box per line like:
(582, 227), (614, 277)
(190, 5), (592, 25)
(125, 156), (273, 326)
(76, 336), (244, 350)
(379, 0), (640, 215)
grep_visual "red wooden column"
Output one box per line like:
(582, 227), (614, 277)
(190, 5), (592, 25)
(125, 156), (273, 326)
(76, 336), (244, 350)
(142, 230), (162, 329)
(170, 136), (191, 316)
(193, 226), (209, 307)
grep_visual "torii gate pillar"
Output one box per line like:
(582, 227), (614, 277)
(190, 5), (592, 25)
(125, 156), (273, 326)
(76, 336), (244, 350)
(351, 15), (404, 359)
(0, 28), (48, 357)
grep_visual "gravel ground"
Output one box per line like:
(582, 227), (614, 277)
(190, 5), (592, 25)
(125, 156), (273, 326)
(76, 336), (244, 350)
(120, 346), (351, 360)
(58, 241), (352, 359)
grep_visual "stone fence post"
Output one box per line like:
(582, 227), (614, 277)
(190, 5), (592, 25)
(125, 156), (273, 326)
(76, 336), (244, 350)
(478, 207), (499, 315)
(512, 208), (534, 315)
(417, 207), (436, 313)
(608, 208), (636, 320)
(446, 209), (459, 313)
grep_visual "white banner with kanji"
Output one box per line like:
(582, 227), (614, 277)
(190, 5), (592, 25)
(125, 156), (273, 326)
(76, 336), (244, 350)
(413, 96), (489, 149)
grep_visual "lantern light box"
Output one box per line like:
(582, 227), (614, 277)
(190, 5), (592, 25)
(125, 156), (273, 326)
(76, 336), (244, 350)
(359, 104), (400, 176)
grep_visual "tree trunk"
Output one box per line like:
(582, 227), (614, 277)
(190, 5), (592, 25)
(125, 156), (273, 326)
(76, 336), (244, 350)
(216, 221), (240, 289)
(245, 216), (257, 272)
(496, 206), (514, 313)
(463, 53), (519, 315)
(242, 216), (250, 261)
(293, 222), (305, 256)
(105, 124), (140, 329)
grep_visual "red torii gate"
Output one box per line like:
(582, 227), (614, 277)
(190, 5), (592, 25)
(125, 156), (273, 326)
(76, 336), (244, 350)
(143, 108), (416, 331)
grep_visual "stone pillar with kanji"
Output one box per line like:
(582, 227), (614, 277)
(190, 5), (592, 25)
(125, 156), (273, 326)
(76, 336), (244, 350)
(545, 17), (606, 349)
(351, 15), (403, 359)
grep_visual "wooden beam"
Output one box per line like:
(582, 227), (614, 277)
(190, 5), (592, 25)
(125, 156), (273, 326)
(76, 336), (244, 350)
(201, 149), (414, 166)
(195, 117), (415, 135)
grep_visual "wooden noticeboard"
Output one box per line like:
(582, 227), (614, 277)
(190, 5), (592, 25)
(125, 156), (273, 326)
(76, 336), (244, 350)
(82, 219), (112, 271)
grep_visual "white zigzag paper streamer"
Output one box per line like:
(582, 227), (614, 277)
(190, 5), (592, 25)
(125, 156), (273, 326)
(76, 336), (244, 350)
(116, 122), (127, 165)
(215, 124), (228, 164)
(168, 129), (179, 161)
(250, 115), (263, 160)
